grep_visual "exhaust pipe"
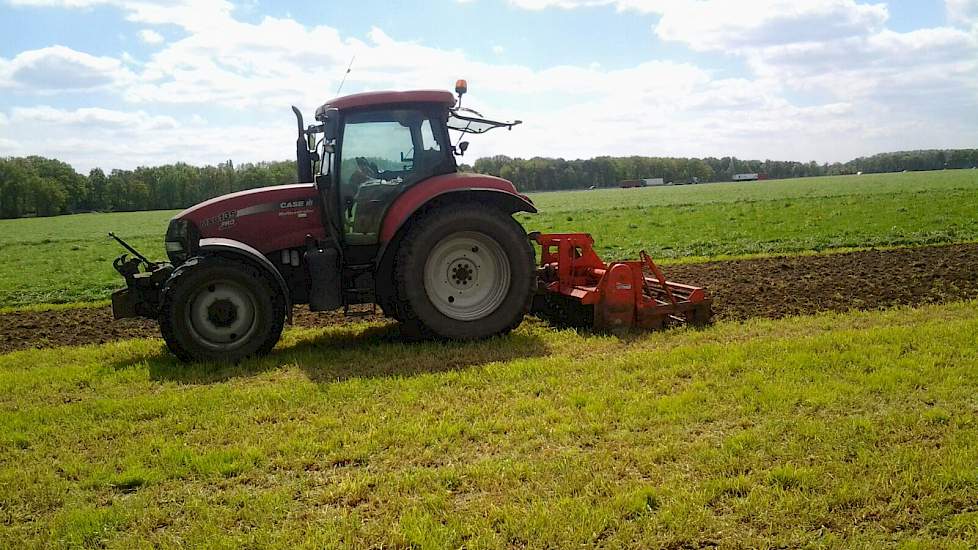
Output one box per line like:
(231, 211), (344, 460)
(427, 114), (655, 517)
(292, 106), (314, 184)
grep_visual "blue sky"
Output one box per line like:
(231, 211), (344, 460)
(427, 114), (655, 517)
(0, 0), (976, 171)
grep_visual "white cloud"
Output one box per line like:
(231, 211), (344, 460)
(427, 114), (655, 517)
(9, 0), (235, 30)
(0, 105), (287, 171)
(947, 0), (978, 25)
(654, 0), (888, 51)
(509, 0), (890, 51)
(0, 137), (20, 152)
(10, 106), (178, 130)
(0, 45), (133, 91)
(138, 29), (164, 44)
(2, 0), (977, 171)
(8, 0), (109, 6)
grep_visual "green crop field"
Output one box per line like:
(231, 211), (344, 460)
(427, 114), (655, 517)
(1, 170), (976, 308)
(3, 303), (978, 547)
(524, 169), (978, 260)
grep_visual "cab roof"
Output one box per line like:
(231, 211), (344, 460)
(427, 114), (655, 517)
(322, 90), (456, 111)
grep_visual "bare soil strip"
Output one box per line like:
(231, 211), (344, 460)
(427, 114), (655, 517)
(2, 243), (977, 354)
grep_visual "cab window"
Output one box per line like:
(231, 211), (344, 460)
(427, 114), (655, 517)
(338, 108), (451, 245)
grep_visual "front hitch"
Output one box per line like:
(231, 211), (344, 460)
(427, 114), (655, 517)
(108, 233), (173, 320)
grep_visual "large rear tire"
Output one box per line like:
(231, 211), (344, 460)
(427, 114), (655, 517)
(159, 256), (286, 363)
(395, 204), (534, 339)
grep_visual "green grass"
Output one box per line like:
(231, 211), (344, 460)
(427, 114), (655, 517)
(3, 302), (978, 547)
(1, 170), (976, 307)
(523, 170), (978, 260)
(0, 210), (177, 306)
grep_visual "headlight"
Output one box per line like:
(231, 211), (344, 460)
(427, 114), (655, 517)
(164, 219), (197, 264)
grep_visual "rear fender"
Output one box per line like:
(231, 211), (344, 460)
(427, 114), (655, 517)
(194, 237), (292, 321)
(380, 187), (536, 245)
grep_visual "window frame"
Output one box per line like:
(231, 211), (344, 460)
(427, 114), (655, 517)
(331, 102), (456, 246)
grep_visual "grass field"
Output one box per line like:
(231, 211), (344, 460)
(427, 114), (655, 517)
(3, 303), (978, 547)
(0, 170), (976, 307)
(525, 169), (978, 260)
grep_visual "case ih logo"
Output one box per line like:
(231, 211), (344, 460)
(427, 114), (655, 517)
(280, 199), (314, 209)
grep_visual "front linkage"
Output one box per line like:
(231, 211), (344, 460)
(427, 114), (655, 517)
(108, 232), (173, 320)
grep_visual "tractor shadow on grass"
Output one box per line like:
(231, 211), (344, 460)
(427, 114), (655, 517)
(126, 322), (550, 385)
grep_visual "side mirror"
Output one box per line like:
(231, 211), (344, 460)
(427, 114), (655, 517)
(323, 108), (340, 141)
(457, 141), (469, 156)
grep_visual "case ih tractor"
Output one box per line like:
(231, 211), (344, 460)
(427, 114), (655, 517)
(111, 81), (711, 363)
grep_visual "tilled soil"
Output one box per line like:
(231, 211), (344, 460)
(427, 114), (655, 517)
(2, 243), (977, 354)
(665, 243), (978, 321)
(0, 306), (385, 354)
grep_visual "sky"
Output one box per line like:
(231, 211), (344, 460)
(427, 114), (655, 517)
(0, 0), (976, 172)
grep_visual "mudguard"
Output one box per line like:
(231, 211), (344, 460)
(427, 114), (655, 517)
(378, 173), (536, 244)
(374, 187), (536, 270)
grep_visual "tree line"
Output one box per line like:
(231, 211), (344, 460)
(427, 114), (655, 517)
(0, 157), (295, 219)
(468, 149), (978, 192)
(1, 149), (976, 218)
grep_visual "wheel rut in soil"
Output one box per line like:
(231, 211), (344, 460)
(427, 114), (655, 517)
(2, 243), (977, 354)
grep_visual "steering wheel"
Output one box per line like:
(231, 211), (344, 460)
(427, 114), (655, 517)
(355, 157), (380, 179)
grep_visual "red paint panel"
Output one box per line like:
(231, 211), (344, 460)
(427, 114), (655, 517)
(326, 90), (455, 111)
(378, 172), (528, 243)
(176, 184), (327, 255)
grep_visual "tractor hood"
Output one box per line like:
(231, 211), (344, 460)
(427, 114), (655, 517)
(175, 183), (317, 228)
(171, 183), (326, 255)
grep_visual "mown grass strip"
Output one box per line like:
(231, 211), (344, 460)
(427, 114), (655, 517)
(3, 302), (978, 547)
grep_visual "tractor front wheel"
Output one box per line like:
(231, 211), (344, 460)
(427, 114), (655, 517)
(395, 204), (534, 339)
(159, 256), (286, 363)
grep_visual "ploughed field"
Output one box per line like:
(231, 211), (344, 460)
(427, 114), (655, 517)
(3, 242), (978, 354)
(3, 170), (978, 547)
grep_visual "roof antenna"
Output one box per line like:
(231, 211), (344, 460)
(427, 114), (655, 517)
(335, 55), (356, 96)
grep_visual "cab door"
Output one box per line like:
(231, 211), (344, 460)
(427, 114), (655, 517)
(336, 106), (452, 247)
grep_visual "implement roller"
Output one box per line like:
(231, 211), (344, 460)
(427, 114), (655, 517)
(531, 232), (712, 330)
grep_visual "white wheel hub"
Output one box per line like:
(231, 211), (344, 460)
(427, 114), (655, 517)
(186, 279), (258, 350)
(423, 231), (511, 321)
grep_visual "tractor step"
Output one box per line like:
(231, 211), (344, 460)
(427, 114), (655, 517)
(343, 303), (377, 318)
(530, 232), (712, 331)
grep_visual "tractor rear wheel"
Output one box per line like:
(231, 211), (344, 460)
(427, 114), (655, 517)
(395, 203), (534, 339)
(159, 256), (286, 363)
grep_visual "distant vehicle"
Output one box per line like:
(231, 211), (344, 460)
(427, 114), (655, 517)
(643, 178), (666, 187)
(619, 179), (645, 188)
(733, 173), (759, 181)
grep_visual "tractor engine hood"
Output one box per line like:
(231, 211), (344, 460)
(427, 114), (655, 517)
(168, 183), (326, 259)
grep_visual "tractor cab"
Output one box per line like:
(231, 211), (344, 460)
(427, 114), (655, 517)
(294, 83), (521, 249)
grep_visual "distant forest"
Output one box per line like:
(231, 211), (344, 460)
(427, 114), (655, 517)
(1, 149), (976, 219)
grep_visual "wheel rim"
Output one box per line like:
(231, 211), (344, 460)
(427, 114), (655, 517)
(423, 231), (511, 321)
(185, 279), (258, 351)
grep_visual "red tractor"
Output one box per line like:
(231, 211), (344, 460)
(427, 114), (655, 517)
(111, 82), (711, 363)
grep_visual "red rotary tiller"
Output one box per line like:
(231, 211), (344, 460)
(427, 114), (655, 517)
(531, 232), (712, 330)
